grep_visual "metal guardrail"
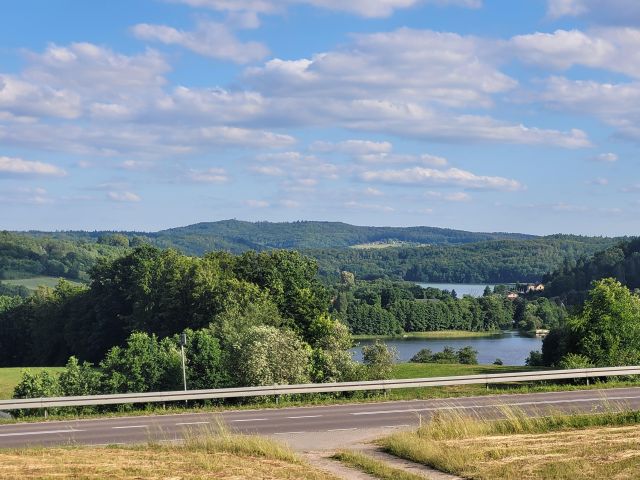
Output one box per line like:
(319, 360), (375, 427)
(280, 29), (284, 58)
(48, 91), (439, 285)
(1, 366), (639, 411)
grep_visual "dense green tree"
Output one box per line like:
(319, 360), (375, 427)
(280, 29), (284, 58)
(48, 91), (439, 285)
(566, 279), (640, 366)
(58, 356), (103, 397)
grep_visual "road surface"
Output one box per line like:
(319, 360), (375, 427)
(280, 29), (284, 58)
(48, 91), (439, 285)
(1, 387), (639, 449)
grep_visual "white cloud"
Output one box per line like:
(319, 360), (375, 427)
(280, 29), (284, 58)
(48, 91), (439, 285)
(185, 167), (229, 183)
(547, 0), (640, 23)
(0, 187), (53, 205)
(310, 140), (393, 155)
(247, 29), (515, 108)
(132, 21), (269, 63)
(592, 152), (618, 163)
(0, 74), (81, 119)
(363, 187), (384, 196)
(171, 0), (481, 19)
(0, 156), (66, 177)
(510, 28), (640, 79)
(426, 190), (472, 201)
(361, 166), (523, 191)
(107, 191), (141, 202)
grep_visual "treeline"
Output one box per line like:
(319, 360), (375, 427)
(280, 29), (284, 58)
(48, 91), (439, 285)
(3, 246), (407, 404)
(0, 246), (331, 366)
(309, 236), (619, 283)
(543, 238), (640, 305)
(0, 231), (127, 281)
(330, 278), (566, 335)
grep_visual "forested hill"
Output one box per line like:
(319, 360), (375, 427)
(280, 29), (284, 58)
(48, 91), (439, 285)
(543, 238), (640, 304)
(24, 219), (536, 255)
(0, 232), (127, 281)
(149, 220), (539, 254)
(2, 221), (622, 285)
(308, 235), (620, 283)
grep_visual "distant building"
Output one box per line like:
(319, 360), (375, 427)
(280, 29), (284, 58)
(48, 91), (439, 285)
(518, 283), (545, 294)
(506, 292), (519, 300)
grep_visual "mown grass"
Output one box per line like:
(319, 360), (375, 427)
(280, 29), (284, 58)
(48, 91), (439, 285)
(0, 430), (337, 480)
(0, 367), (64, 399)
(333, 450), (424, 480)
(353, 330), (501, 340)
(382, 408), (640, 479)
(2, 276), (81, 291)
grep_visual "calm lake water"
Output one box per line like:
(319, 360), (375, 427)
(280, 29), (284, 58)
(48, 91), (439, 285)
(352, 331), (542, 366)
(416, 283), (505, 297)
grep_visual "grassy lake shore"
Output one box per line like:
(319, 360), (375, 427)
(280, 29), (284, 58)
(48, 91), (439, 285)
(353, 330), (503, 341)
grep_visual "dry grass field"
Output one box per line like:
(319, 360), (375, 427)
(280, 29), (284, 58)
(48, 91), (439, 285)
(0, 432), (336, 480)
(382, 409), (640, 480)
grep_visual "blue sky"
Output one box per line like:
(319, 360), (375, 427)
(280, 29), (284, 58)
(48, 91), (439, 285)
(1, 0), (640, 235)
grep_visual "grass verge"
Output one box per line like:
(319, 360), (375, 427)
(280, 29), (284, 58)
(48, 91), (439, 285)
(2, 276), (82, 291)
(353, 330), (502, 340)
(382, 408), (640, 479)
(0, 429), (337, 479)
(333, 450), (425, 480)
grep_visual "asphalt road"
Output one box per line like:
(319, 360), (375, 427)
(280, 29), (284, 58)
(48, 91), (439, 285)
(1, 387), (640, 449)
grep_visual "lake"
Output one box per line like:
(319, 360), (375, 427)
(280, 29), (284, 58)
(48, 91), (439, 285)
(416, 282), (510, 297)
(351, 331), (542, 366)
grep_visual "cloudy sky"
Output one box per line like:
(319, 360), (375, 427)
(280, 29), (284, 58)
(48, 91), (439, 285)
(1, 0), (639, 234)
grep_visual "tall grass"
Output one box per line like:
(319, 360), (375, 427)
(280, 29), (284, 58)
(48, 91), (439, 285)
(382, 407), (640, 479)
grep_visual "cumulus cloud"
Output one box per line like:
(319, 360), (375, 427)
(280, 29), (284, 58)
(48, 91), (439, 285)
(132, 21), (269, 63)
(535, 76), (640, 142)
(107, 191), (142, 202)
(0, 156), (66, 177)
(510, 28), (640, 79)
(360, 166), (523, 191)
(247, 29), (515, 108)
(547, 0), (640, 24)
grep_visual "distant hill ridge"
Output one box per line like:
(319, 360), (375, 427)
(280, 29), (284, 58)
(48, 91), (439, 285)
(22, 219), (537, 255)
(4, 220), (624, 285)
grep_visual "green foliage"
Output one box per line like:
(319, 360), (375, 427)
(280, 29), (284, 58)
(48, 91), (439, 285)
(100, 332), (182, 393)
(457, 346), (479, 365)
(232, 326), (312, 386)
(0, 282), (30, 298)
(334, 279), (526, 336)
(566, 279), (640, 367)
(544, 238), (640, 304)
(0, 231), (126, 281)
(557, 353), (593, 370)
(362, 341), (397, 380)
(493, 358), (503, 366)
(525, 350), (544, 367)
(410, 346), (477, 365)
(174, 329), (226, 390)
(13, 369), (60, 399)
(310, 236), (618, 283)
(410, 348), (434, 363)
(308, 315), (360, 383)
(58, 357), (102, 397)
